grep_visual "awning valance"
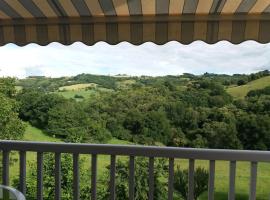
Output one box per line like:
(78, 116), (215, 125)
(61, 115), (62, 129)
(0, 0), (270, 46)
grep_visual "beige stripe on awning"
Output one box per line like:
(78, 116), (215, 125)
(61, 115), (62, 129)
(0, 0), (270, 46)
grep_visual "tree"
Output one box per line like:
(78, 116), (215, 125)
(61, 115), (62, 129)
(17, 90), (66, 129)
(236, 112), (270, 150)
(0, 78), (17, 97)
(0, 94), (25, 140)
(47, 101), (111, 143)
(201, 121), (242, 149)
(0, 78), (25, 140)
(143, 110), (172, 145)
(237, 79), (246, 86)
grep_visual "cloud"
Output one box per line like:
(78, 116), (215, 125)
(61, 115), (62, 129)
(0, 41), (269, 78)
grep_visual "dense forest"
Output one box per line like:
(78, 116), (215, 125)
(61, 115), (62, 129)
(1, 70), (270, 199)
(10, 70), (270, 150)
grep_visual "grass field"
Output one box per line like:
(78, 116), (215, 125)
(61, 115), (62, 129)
(59, 83), (97, 91)
(56, 89), (96, 99)
(5, 124), (270, 199)
(116, 80), (136, 89)
(227, 76), (270, 99)
(56, 83), (113, 100)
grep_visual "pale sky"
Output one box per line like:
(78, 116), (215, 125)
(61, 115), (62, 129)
(0, 41), (269, 78)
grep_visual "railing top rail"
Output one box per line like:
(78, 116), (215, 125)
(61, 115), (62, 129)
(0, 140), (270, 162)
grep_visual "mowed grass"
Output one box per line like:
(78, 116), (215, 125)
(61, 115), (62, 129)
(59, 83), (97, 91)
(56, 83), (113, 100)
(227, 76), (270, 99)
(5, 125), (270, 199)
(177, 160), (270, 200)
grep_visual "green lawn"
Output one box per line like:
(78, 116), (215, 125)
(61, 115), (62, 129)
(227, 76), (270, 99)
(5, 125), (270, 199)
(55, 89), (96, 99)
(59, 83), (97, 91)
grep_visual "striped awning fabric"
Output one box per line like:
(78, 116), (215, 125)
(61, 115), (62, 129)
(0, 0), (270, 46)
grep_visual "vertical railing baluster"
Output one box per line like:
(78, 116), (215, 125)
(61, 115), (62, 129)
(249, 162), (257, 200)
(129, 156), (135, 200)
(2, 150), (10, 185)
(91, 154), (97, 200)
(188, 159), (195, 200)
(55, 153), (61, 200)
(208, 160), (215, 200)
(110, 155), (116, 200)
(148, 157), (154, 200)
(19, 151), (26, 195)
(168, 158), (174, 200)
(73, 153), (80, 200)
(37, 152), (43, 200)
(228, 161), (236, 200)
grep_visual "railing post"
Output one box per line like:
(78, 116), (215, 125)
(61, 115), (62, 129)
(148, 157), (154, 200)
(188, 159), (195, 200)
(2, 150), (10, 186)
(129, 156), (135, 200)
(249, 162), (257, 200)
(208, 160), (215, 200)
(168, 158), (174, 200)
(19, 151), (26, 195)
(73, 153), (80, 200)
(37, 152), (43, 200)
(110, 155), (116, 200)
(91, 154), (97, 200)
(228, 161), (236, 200)
(55, 153), (61, 200)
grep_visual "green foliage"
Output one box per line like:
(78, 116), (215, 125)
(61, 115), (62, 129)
(236, 112), (270, 150)
(247, 86), (270, 97)
(0, 78), (25, 140)
(10, 71), (270, 150)
(17, 90), (66, 129)
(0, 94), (25, 140)
(0, 78), (17, 97)
(99, 158), (168, 200)
(73, 74), (117, 89)
(227, 76), (270, 99)
(174, 167), (209, 200)
(14, 154), (90, 200)
(47, 101), (111, 143)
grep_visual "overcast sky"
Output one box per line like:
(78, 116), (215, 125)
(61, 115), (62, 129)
(0, 41), (269, 78)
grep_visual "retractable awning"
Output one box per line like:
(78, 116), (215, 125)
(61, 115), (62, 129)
(0, 0), (270, 46)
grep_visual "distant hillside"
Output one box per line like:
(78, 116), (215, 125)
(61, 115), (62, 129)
(227, 76), (270, 99)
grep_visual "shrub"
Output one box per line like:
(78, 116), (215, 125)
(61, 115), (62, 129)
(174, 167), (209, 200)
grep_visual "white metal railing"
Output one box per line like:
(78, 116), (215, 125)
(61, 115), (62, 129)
(1, 140), (270, 200)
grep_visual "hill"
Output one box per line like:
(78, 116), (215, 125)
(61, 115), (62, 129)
(227, 76), (270, 99)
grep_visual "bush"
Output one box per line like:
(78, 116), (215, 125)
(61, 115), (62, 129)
(237, 79), (246, 86)
(174, 167), (209, 200)
(74, 94), (84, 99)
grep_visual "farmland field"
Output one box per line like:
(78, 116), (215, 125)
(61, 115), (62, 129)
(227, 76), (270, 99)
(59, 83), (97, 91)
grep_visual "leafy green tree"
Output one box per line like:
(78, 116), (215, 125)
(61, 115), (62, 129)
(201, 121), (242, 149)
(0, 78), (17, 97)
(17, 90), (66, 129)
(47, 101), (111, 143)
(0, 78), (25, 140)
(236, 112), (270, 150)
(0, 94), (25, 140)
(143, 110), (172, 144)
